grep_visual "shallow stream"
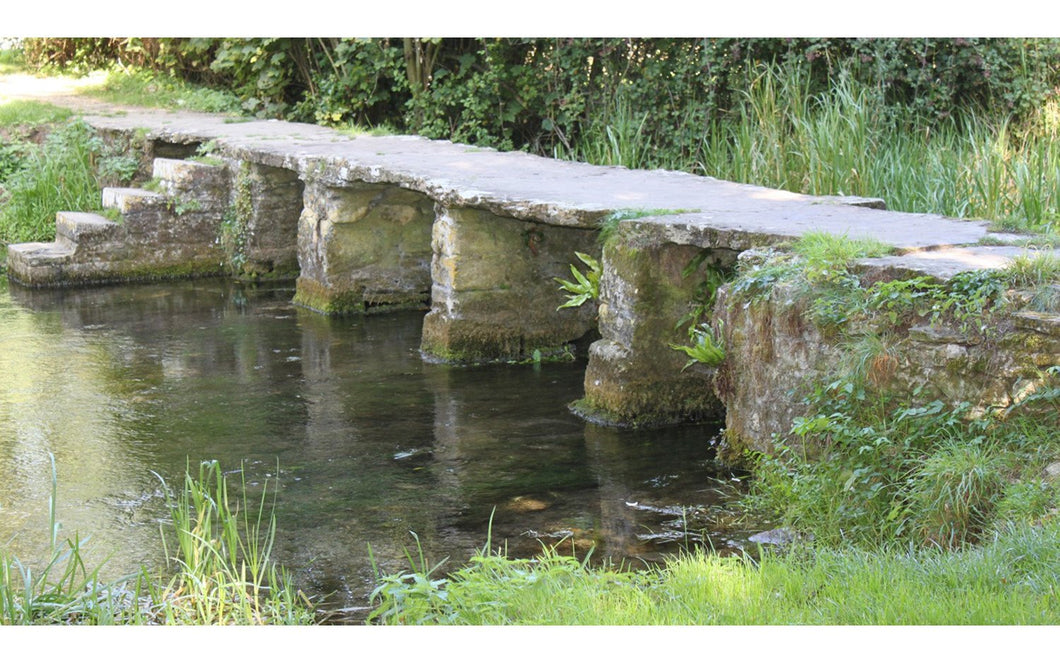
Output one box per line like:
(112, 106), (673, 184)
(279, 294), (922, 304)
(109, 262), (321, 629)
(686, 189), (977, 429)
(0, 277), (754, 620)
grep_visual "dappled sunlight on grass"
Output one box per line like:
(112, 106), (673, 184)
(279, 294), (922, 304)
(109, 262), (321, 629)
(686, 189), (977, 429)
(368, 521), (1060, 624)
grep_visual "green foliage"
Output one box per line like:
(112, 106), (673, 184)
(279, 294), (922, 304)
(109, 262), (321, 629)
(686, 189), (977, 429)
(0, 100), (72, 127)
(792, 232), (892, 282)
(554, 251), (601, 310)
(0, 140), (30, 183)
(367, 531), (450, 625)
(0, 455), (113, 624)
(92, 69), (243, 114)
(0, 46), (24, 73)
(0, 116), (146, 245)
(670, 322), (726, 370)
(907, 436), (1006, 548)
(865, 276), (944, 324)
(219, 163), (253, 275)
(147, 460), (314, 624)
(0, 102), (73, 183)
(0, 119), (104, 244)
(745, 362), (1060, 549)
(1002, 250), (1060, 288)
(727, 231), (1059, 551)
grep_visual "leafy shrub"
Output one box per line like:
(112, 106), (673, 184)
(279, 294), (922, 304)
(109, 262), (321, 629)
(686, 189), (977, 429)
(23, 38), (1060, 149)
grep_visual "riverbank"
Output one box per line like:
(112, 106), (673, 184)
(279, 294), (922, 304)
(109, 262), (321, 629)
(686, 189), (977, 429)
(368, 519), (1060, 624)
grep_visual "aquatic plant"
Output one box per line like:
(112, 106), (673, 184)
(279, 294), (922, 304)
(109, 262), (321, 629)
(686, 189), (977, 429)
(0, 459), (315, 625)
(146, 460), (313, 624)
(0, 455), (115, 624)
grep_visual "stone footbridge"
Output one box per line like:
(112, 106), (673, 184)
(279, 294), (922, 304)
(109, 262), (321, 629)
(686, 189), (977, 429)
(6, 108), (1059, 455)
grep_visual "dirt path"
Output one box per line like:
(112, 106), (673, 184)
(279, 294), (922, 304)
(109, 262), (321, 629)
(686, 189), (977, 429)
(0, 70), (166, 115)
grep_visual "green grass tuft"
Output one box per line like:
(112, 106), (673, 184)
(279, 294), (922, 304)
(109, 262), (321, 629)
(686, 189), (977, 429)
(84, 69), (244, 115)
(0, 100), (72, 127)
(0, 459), (315, 625)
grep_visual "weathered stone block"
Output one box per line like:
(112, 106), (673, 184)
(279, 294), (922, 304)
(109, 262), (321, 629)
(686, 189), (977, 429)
(579, 228), (731, 426)
(715, 276), (1060, 461)
(236, 162), (304, 278)
(420, 205), (598, 363)
(153, 157), (230, 213)
(295, 180), (434, 313)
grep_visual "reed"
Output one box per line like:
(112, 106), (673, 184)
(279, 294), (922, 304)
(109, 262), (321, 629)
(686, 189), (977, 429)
(0, 455), (121, 624)
(143, 460), (314, 624)
(570, 64), (1060, 236)
(0, 459), (315, 625)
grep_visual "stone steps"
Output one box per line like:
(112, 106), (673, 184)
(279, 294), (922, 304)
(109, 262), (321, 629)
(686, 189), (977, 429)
(6, 157), (229, 286)
(55, 211), (122, 248)
(150, 157), (230, 211)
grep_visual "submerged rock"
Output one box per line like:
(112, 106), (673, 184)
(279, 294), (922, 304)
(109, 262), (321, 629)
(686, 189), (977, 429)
(748, 527), (806, 546)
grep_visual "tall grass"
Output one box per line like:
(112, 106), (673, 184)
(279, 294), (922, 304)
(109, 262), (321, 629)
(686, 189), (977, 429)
(0, 118), (105, 244)
(0, 458), (314, 625)
(144, 460), (314, 624)
(567, 64), (1060, 235)
(705, 67), (1060, 234)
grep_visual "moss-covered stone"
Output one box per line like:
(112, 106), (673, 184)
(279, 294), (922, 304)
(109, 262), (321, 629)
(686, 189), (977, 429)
(293, 275), (428, 315)
(296, 180), (433, 314)
(579, 226), (734, 427)
(421, 205), (597, 364)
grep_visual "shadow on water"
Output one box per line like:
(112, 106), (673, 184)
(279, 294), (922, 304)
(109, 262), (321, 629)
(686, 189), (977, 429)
(1, 277), (756, 622)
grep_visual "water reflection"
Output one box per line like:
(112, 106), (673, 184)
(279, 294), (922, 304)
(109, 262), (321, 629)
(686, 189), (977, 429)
(1, 277), (749, 618)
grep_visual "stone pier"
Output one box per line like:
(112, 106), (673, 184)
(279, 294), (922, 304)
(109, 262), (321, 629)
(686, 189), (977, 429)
(420, 205), (598, 363)
(294, 180), (435, 314)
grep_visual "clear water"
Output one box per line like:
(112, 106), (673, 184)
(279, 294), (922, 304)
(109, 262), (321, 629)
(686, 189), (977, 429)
(0, 277), (750, 621)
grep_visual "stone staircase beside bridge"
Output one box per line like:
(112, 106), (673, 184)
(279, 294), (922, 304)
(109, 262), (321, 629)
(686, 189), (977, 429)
(7, 156), (231, 286)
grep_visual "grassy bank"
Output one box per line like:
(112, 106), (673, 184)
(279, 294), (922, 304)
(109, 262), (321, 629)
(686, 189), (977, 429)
(368, 520), (1060, 624)
(0, 99), (146, 250)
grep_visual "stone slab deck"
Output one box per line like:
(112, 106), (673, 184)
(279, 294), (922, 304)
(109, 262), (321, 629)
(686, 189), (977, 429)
(76, 108), (1000, 250)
